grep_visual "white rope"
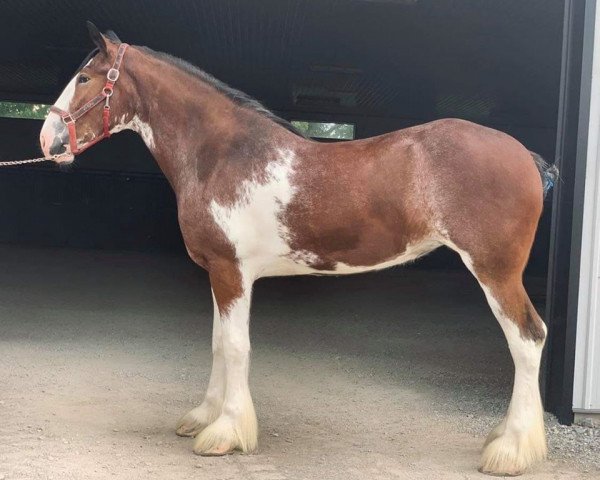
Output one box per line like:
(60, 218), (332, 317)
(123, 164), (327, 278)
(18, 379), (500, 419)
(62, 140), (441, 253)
(0, 154), (69, 167)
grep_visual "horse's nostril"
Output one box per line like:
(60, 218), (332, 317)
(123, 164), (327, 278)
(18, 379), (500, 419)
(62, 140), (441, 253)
(49, 137), (66, 156)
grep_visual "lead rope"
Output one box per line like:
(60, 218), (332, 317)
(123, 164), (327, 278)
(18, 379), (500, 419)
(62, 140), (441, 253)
(0, 154), (69, 167)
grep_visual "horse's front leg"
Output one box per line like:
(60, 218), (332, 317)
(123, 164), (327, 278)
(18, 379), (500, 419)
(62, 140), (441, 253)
(193, 263), (258, 455)
(176, 290), (226, 437)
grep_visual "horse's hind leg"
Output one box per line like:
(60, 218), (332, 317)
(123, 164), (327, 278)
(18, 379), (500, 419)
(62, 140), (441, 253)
(476, 275), (546, 476)
(448, 243), (547, 476)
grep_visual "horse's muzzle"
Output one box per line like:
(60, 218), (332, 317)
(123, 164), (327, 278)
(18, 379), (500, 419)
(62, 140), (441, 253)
(49, 136), (67, 156)
(40, 115), (73, 163)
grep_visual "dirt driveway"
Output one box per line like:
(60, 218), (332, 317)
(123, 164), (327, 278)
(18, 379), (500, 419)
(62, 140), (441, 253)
(0, 246), (598, 479)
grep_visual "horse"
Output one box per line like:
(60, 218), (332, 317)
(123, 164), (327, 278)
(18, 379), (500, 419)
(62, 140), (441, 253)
(39, 23), (558, 476)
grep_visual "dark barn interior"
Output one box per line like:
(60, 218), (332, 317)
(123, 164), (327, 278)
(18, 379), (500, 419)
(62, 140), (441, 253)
(0, 0), (562, 273)
(3, 2), (589, 476)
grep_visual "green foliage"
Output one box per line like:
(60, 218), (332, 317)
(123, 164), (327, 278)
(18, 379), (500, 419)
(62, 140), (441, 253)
(0, 102), (50, 120)
(292, 121), (354, 140)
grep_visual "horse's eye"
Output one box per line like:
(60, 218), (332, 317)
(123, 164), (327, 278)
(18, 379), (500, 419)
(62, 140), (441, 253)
(78, 74), (90, 84)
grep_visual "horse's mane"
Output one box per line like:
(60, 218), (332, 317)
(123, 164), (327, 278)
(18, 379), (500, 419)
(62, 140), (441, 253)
(137, 46), (306, 138)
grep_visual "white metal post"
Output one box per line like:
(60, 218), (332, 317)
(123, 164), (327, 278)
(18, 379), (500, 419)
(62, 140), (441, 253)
(574, 0), (600, 419)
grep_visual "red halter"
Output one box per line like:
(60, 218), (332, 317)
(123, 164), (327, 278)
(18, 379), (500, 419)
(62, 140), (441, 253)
(50, 43), (129, 155)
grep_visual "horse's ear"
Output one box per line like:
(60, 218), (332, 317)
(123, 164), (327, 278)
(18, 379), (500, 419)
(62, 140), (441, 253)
(86, 21), (107, 55)
(105, 30), (121, 43)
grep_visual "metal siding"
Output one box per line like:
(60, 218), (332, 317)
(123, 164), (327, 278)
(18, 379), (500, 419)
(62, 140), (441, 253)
(574, 0), (600, 412)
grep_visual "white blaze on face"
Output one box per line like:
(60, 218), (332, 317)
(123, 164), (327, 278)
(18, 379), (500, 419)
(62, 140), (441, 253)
(54, 75), (78, 111)
(39, 57), (94, 159)
(39, 75), (78, 159)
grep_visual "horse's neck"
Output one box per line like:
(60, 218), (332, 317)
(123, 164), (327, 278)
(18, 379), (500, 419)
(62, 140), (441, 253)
(126, 57), (231, 190)
(127, 50), (302, 194)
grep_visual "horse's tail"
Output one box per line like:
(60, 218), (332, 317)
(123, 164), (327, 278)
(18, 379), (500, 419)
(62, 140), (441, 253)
(530, 151), (559, 198)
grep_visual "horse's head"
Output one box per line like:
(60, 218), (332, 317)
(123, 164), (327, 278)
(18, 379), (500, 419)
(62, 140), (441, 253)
(40, 22), (134, 163)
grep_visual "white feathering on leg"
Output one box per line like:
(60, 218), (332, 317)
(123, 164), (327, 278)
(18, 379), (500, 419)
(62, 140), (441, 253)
(193, 292), (258, 455)
(478, 285), (547, 476)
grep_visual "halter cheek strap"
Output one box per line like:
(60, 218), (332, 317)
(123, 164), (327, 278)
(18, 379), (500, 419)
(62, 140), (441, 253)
(50, 43), (129, 155)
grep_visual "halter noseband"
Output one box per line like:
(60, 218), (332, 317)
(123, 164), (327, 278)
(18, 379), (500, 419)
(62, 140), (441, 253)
(49, 43), (129, 155)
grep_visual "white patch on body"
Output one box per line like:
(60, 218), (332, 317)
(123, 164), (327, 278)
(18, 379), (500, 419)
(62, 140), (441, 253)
(110, 114), (156, 150)
(289, 250), (321, 265)
(209, 148), (298, 283)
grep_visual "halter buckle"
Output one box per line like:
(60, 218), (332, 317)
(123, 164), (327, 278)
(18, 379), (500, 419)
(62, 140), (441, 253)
(107, 68), (120, 82)
(61, 113), (75, 125)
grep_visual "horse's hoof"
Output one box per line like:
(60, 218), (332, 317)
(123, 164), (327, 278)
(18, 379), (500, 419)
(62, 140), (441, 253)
(192, 420), (239, 456)
(176, 421), (204, 438)
(478, 466), (523, 477)
(479, 421), (546, 477)
(194, 443), (235, 456)
(176, 404), (219, 437)
(192, 413), (257, 456)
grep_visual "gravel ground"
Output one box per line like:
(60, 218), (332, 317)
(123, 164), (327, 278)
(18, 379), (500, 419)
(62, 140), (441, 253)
(0, 245), (598, 479)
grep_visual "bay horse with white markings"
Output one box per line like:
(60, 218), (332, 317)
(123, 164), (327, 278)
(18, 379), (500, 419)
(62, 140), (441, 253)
(39, 24), (558, 476)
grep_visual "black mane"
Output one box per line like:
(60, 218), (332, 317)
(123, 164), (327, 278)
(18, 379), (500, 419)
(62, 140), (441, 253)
(138, 46), (306, 138)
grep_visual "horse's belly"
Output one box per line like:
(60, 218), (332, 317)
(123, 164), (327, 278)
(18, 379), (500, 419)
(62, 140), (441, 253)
(259, 236), (441, 278)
